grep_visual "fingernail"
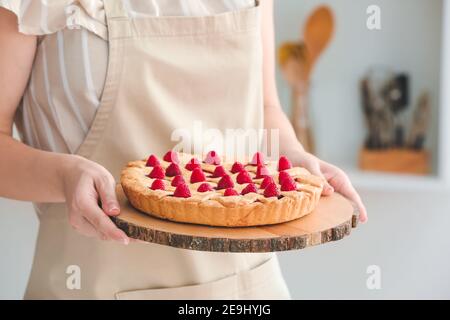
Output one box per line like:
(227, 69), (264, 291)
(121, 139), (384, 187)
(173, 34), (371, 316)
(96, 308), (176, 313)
(122, 237), (130, 245)
(359, 215), (368, 224)
(108, 205), (120, 215)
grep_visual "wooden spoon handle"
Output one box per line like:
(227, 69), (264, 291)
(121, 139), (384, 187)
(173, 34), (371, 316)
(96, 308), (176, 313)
(291, 90), (315, 154)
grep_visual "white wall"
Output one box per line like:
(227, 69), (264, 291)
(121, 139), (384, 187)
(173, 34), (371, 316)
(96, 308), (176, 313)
(275, 0), (443, 172)
(1, 0), (449, 300)
(0, 200), (37, 299)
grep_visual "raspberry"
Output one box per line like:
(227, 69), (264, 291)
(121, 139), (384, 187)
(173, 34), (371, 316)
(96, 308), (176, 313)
(163, 150), (179, 163)
(263, 182), (280, 198)
(185, 158), (201, 171)
(224, 188), (239, 196)
(173, 183), (191, 198)
(250, 152), (265, 166)
(145, 154), (160, 167)
(217, 174), (234, 190)
(190, 167), (206, 183)
(148, 165), (165, 179)
(255, 165), (270, 179)
(150, 179), (165, 191)
(241, 183), (258, 195)
(165, 163), (181, 177)
(278, 171), (291, 185)
(260, 176), (275, 189)
(230, 161), (245, 174)
(197, 183), (213, 193)
(280, 176), (296, 191)
(211, 165), (227, 178)
(171, 175), (185, 187)
(204, 151), (221, 165)
(236, 170), (252, 184)
(278, 156), (292, 171)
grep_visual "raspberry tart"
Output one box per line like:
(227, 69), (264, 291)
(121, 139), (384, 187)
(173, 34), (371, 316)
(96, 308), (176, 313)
(120, 151), (324, 227)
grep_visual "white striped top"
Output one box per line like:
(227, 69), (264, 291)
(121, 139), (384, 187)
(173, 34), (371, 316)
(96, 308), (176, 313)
(1, 0), (255, 153)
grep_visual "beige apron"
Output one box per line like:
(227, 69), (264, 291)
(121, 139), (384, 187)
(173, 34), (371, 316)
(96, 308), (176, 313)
(24, 0), (290, 300)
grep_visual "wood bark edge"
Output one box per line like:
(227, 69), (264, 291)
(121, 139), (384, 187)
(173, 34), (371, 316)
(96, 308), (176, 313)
(111, 205), (359, 253)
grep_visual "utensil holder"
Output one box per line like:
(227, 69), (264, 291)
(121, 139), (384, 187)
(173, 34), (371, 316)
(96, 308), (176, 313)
(359, 148), (430, 175)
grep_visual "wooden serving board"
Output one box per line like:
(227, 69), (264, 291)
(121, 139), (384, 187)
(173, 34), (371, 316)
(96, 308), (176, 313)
(112, 185), (359, 253)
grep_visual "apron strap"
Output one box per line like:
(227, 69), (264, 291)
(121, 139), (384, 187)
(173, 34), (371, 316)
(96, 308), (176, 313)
(103, 0), (128, 19)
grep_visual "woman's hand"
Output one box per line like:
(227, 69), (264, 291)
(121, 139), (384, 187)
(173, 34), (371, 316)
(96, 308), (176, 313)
(61, 155), (130, 244)
(289, 150), (368, 223)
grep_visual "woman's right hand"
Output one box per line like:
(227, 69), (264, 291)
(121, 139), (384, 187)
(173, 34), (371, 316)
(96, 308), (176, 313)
(61, 155), (130, 244)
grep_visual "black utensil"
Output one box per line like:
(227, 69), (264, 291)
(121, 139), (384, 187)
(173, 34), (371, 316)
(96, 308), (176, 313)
(409, 92), (431, 150)
(382, 73), (410, 147)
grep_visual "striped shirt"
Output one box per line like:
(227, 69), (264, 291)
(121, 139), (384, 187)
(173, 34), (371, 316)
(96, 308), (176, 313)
(1, 0), (255, 153)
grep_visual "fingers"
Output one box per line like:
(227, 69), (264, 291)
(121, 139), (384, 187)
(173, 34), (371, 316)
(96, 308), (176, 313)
(326, 167), (368, 223)
(343, 184), (368, 223)
(82, 201), (130, 244)
(321, 182), (335, 196)
(64, 160), (129, 243)
(69, 214), (103, 238)
(299, 154), (368, 223)
(94, 174), (120, 216)
(302, 155), (334, 196)
(69, 181), (130, 244)
(70, 215), (110, 240)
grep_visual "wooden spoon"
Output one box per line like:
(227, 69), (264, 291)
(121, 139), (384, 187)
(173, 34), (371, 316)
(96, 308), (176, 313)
(292, 6), (335, 153)
(303, 5), (335, 77)
(278, 6), (335, 154)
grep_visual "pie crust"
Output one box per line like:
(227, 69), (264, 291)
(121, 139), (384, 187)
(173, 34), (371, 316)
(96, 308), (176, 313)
(120, 152), (324, 227)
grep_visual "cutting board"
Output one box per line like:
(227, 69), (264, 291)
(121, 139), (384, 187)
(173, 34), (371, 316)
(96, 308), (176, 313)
(112, 185), (359, 253)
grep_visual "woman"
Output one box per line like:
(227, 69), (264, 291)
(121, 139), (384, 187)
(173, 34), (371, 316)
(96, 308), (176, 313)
(0, 0), (367, 299)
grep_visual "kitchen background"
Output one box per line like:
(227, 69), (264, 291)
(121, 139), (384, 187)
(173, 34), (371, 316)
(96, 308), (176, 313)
(1, 0), (450, 299)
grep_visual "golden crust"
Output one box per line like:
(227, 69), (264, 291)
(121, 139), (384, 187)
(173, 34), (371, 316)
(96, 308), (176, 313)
(120, 154), (324, 227)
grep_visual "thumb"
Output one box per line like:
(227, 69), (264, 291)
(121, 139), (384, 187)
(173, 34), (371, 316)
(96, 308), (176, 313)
(302, 157), (334, 196)
(95, 175), (120, 216)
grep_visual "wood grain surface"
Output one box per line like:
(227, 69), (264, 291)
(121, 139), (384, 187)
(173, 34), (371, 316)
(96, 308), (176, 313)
(112, 185), (359, 253)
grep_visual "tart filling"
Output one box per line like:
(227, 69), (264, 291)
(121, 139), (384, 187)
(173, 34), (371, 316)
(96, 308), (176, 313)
(121, 151), (324, 227)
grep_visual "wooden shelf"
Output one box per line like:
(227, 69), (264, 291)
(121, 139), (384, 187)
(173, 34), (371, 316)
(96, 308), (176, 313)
(345, 168), (448, 192)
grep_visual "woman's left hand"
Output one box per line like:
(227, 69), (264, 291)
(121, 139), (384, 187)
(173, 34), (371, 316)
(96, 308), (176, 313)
(289, 150), (368, 223)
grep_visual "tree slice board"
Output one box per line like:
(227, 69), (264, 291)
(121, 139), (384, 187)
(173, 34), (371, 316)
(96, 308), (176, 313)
(112, 185), (359, 253)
